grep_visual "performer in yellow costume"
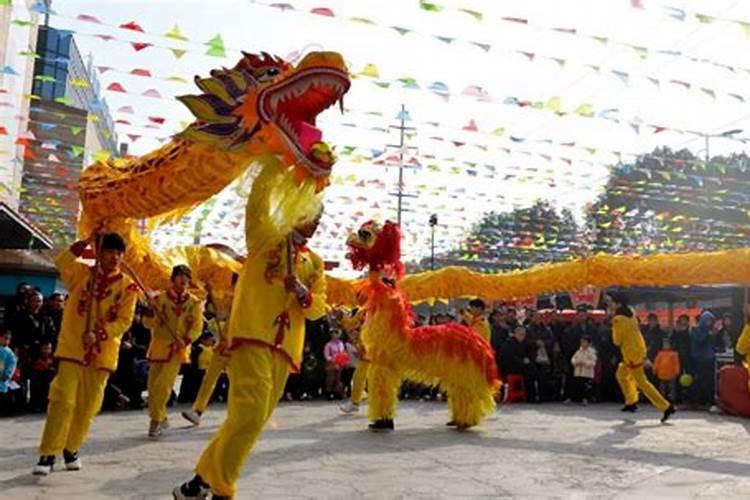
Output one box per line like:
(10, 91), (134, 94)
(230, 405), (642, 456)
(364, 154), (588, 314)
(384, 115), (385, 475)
(33, 233), (138, 475)
(182, 274), (238, 426)
(340, 307), (368, 414)
(606, 291), (675, 423)
(174, 209), (327, 499)
(145, 264), (204, 437)
(461, 298), (492, 344)
(734, 307), (750, 392)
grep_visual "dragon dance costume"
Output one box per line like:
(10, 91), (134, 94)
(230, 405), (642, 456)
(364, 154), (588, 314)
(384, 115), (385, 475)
(145, 288), (203, 435)
(36, 240), (138, 473)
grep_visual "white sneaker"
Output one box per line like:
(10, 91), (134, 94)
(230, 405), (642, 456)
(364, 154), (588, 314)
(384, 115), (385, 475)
(63, 450), (82, 471)
(340, 402), (360, 415)
(65, 457), (82, 471)
(172, 484), (210, 499)
(181, 409), (202, 426)
(32, 463), (53, 476)
(160, 418), (170, 431)
(148, 420), (162, 438)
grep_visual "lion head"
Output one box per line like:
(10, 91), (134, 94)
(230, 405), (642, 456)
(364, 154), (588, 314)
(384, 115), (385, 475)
(346, 220), (404, 278)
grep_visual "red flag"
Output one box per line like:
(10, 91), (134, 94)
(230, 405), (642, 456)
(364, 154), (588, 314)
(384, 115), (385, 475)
(130, 68), (152, 77)
(131, 42), (152, 52)
(311, 7), (334, 16)
(107, 82), (126, 93)
(0, 126), (7, 136)
(120, 21), (145, 32)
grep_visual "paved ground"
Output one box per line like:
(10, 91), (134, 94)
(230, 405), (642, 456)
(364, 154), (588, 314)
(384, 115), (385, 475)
(1, 401), (749, 499)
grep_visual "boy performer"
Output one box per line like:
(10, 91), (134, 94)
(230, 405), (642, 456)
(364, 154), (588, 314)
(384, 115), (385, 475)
(33, 233), (138, 475)
(146, 264), (204, 437)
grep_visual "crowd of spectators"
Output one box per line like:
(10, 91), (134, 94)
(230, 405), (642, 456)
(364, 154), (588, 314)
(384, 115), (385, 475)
(0, 280), (745, 416)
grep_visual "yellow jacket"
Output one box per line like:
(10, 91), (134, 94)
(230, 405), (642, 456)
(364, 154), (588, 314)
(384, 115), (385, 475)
(228, 241), (327, 371)
(612, 309), (647, 366)
(145, 290), (204, 363)
(736, 323), (750, 364)
(462, 311), (491, 343)
(54, 244), (139, 372)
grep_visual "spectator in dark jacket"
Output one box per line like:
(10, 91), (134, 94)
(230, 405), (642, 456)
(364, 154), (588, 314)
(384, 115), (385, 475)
(690, 311), (716, 406)
(500, 326), (539, 402)
(643, 313), (666, 361)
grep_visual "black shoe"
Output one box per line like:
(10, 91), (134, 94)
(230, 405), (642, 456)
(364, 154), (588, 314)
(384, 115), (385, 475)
(661, 405), (676, 424)
(212, 496), (231, 500)
(620, 404), (638, 413)
(63, 449), (82, 471)
(173, 475), (210, 499)
(368, 418), (395, 432)
(445, 421), (457, 427)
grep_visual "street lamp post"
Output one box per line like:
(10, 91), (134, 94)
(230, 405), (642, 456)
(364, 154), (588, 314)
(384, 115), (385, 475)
(429, 214), (437, 270)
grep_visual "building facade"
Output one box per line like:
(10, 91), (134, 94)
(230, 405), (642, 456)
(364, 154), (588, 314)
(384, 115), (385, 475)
(20, 25), (117, 245)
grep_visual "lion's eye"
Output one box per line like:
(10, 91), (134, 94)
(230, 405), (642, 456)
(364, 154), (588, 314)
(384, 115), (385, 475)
(358, 229), (371, 240)
(258, 67), (280, 82)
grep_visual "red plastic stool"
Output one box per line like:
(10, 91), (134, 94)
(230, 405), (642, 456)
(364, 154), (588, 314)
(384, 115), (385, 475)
(503, 374), (527, 404)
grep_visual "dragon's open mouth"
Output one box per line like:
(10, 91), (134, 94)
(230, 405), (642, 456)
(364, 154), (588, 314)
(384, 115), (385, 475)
(259, 67), (350, 175)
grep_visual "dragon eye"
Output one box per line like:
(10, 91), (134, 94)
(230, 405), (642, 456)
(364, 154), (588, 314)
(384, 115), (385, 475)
(257, 67), (280, 82)
(358, 229), (371, 240)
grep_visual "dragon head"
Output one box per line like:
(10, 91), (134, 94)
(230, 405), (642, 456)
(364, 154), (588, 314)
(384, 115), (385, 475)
(346, 220), (404, 278)
(178, 50), (350, 187)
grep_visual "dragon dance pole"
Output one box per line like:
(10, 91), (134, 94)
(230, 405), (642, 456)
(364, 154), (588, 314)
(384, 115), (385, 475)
(121, 260), (182, 344)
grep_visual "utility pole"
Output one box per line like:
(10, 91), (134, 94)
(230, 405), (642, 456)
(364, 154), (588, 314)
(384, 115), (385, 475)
(387, 104), (417, 226)
(429, 213), (437, 270)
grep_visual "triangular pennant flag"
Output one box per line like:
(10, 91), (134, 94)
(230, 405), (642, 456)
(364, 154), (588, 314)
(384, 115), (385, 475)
(93, 151), (111, 162)
(164, 24), (188, 41)
(131, 42), (152, 52)
(419, 0), (442, 12)
(310, 7), (334, 16)
(170, 48), (187, 59)
(106, 82), (126, 93)
(204, 34), (226, 57)
(390, 26), (411, 35)
(69, 145), (84, 158)
(119, 21), (144, 32)
(70, 126), (83, 135)
(359, 63), (379, 78)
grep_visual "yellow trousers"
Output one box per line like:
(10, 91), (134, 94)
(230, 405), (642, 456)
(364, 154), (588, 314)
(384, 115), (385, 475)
(39, 361), (109, 456)
(367, 361), (401, 421)
(616, 362), (670, 412)
(193, 353), (230, 414)
(148, 357), (182, 422)
(351, 360), (370, 405)
(195, 344), (289, 497)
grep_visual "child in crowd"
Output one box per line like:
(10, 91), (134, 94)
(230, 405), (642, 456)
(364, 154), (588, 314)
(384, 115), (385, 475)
(323, 330), (346, 399)
(653, 337), (681, 402)
(461, 299), (491, 343)
(570, 335), (598, 405)
(0, 329), (20, 415)
(300, 342), (322, 399)
(30, 341), (56, 412)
